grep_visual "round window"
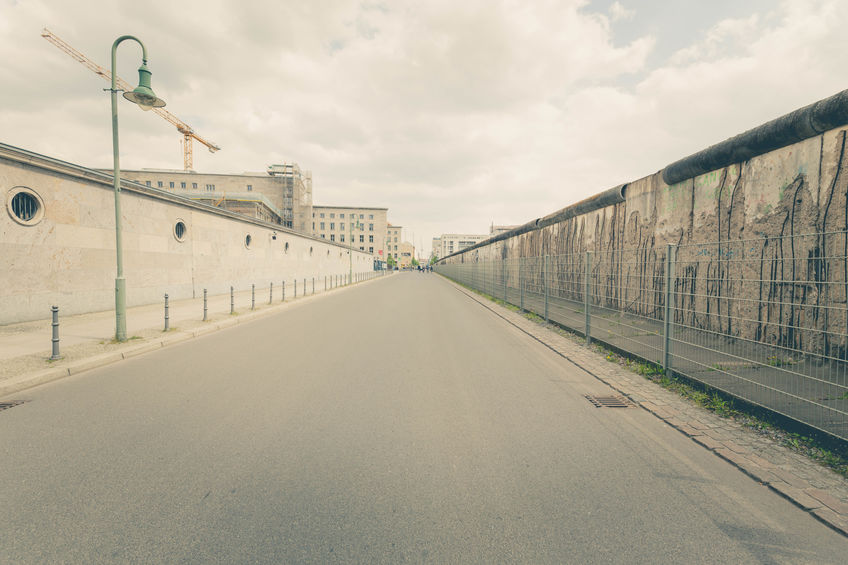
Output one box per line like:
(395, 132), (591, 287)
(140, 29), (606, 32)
(173, 220), (187, 242)
(245, 234), (252, 248)
(6, 187), (45, 226)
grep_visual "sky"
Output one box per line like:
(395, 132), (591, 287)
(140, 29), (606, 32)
(2, 0), (848, 257)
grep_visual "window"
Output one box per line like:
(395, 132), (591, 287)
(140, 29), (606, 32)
(312, 222), (315, 230)
(330, 213), (335, 218)
(340, 213), (345, 219)
(312, 212), (315, 217)
(247, 184), (252, 191)
(359, 214), (364, 219)
(173, 220), (187, 241)
(320, 213), (325, 218)
(340, 222), (345, 231)
(360, 246), (364, 251)
(340, 234), (345, 242)
(7, 187), (44, 226)
(369, 235), (373, 243)
(157, 181), (163, 188)
(145, 180), (151, 186)
(394, 237), (398, 242)
(320, 222), (325, 230)
(321, 234), (325, 239)
(369, 246), (373, 253)
(369, 214), (374, 219)
(330, 235), (335, 242)
(369, 224), (373, 231)
(330, 222), (335, 230)
(192, 182), (198, 189)
(169, 181), (175, 188)
(245, 234), (252, 248)
(359, 235), (364, 243)
(180, 182), (186, 189)
(360, 224), (364, 231)
(206, 184), (215, 191)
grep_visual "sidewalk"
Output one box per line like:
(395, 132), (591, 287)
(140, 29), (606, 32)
(443, 277), (848, 538)
(0, 273), (391, 397)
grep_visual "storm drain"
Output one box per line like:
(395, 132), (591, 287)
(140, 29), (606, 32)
(584, 395), (634, 408)
(0, 400), (27, 412)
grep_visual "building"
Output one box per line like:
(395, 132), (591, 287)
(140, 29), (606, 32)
(118, 162), (313, 234)
(433, 233), (490, 259)
(398, 241), (415, 269)
(430, 237), (441, 262)
(387, 224), (403, 266)
(312, 205), (388, 266)
(490, 224), (520, 236)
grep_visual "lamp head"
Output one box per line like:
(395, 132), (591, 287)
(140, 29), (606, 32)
(123, 62), (166, 111)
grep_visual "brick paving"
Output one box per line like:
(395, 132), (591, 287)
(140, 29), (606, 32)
(448, 279), (848, 538)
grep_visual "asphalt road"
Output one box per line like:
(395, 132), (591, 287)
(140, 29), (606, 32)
(1, 272), (846, 563)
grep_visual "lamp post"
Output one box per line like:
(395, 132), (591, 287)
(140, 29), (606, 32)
(110, 35), (166, 341)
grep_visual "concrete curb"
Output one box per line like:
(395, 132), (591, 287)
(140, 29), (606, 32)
(1, 273), (395, 399)
(442, 276), (848, 539)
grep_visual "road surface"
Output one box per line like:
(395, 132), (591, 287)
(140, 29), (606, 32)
(1, 273), (845, 563)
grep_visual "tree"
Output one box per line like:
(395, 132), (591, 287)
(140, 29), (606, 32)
(411, 258), (420, 267)
(429, 255), (439, 265)
(387, 254), (396, 268)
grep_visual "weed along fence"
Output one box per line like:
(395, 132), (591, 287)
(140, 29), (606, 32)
(435, 232), (848, 442)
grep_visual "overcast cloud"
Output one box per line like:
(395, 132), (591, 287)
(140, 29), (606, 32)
(2, 0), (847, 255)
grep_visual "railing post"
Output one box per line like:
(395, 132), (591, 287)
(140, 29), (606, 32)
(251, 284), (255, 310)
(230, 286), (234, 314)
(544, 255), (549, 322)
(663, 243), (676, 373)
(50, 305), (60, 360)
(203, 288), (208, 321)
(164, 293), (170, 331)
(584, 251), (591, 345)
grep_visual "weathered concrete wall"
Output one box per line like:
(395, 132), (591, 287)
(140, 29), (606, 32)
(440, 124), (848, 359)
(1, 144), (374, 323)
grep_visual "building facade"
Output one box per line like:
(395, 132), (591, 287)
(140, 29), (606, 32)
(118, 162), (313, 234)
(387, 224), (402, 265)
(433, 233), (490, 259)
(398, 241), (415, 269)
(312, 205), (389, 265)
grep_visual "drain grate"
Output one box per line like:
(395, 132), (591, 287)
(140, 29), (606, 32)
(0, 400), (27, 412)
(585, 395), (634, 408)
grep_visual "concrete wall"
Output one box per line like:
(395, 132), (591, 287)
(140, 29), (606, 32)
(439, 125), (848, 358)
(1, 144), (373, 323)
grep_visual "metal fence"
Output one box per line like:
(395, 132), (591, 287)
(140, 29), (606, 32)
(435, 232), (848, 442)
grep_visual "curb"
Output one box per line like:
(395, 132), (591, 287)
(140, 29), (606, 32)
(443, 276), (848, 538)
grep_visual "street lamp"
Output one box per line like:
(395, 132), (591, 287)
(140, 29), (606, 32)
(110, 35), (166, 341)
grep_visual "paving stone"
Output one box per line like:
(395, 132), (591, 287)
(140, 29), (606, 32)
(811, 507), (848, 536)
(769, 481), (823, 511)
(805, 488), (848, 515)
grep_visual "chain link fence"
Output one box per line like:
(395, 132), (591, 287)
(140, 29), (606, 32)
(436, 232), (848, 442)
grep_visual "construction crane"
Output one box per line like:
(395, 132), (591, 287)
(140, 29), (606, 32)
(41, 28), (220, 171)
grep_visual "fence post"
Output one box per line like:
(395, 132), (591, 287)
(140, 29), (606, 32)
(519, 259), (524, 312)
(164, 293), (170, 331)
(203, 288), (208, 321)
(544, 255), (549, 322)
(663, 244), (676, 373)
(50, 306), (60, 360)
(584, 251), (591, 345)
(230, 286), (234, 314)
(503, 259), (507, 303)
(251, 284), (255, 310)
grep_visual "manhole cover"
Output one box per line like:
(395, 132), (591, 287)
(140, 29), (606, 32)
(585, 395), (634, 408)
(0, 400), (27, 412)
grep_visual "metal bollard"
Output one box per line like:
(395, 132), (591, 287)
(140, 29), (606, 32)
(230, 286), (234, 314)
(270, 282), (273, 304)
(164, 294), (170, 331)
(251, 284), (255, 310)
(50, 305), (60, 360)
(203, 288), (208, 321)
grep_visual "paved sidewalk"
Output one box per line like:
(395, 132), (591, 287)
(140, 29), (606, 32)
(444, 277), (848, 538)
(0, 273), (391, 397)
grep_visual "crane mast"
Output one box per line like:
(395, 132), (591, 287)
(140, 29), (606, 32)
(41, 28), (220, 171)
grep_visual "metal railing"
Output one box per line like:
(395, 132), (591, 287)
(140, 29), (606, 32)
(436, 232), (848, 442)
